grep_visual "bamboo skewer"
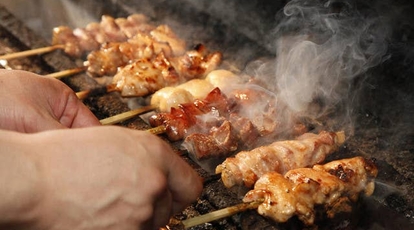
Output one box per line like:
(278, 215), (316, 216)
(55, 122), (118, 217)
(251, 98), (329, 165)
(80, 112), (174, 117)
(46, 66), (87, 79)
(75, 90), (93, 100)
(100, 105), (157, 125)
(147, 125), (166, 135)
(180, 199), (263, 229)
(0, 45), (65, 60)
(75, 84), (118, 100)
(94, 102), (166, 133)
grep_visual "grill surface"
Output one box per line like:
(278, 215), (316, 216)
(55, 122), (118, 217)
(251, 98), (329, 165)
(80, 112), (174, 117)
(1, 1), (413, 229)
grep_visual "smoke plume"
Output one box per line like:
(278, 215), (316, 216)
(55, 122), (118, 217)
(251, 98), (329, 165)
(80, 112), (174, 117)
(249, 0), (392, 135)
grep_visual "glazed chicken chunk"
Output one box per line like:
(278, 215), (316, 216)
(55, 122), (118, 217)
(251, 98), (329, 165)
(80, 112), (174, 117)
(243, 157), (378, 225)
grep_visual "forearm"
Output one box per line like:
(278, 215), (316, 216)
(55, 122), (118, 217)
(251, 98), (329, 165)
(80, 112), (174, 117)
(0, 130), (43, 226)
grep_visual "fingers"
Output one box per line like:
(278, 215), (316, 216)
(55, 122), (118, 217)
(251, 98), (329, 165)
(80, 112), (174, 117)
(155, 140), (203, 214)
(38, 76), (101, 128)
(32, 127), (202, 229)
(58, 92), (101, 128)
(152, 189), (173, 229)
(128, 131), (203, 215)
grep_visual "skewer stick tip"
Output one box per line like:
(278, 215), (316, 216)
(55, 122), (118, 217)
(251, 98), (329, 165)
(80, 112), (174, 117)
(76, 89), (91, 100)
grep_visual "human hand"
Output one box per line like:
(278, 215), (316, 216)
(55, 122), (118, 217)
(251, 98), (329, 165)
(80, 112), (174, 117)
(0, 69), (100, 132)
(0, 126), (203, 230)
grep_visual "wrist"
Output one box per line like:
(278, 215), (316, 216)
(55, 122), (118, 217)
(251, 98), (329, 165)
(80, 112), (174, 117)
(0, 130), (44, 227)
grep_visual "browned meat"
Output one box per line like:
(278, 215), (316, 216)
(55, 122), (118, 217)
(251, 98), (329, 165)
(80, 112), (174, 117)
(111, 58), (166, 97)
(86, 42), (222, 87)
(172, 44), (222, 80)
(228, 113), (261, 149)
(52, 14), (152, 57)
(228, 87), (278, 135)
(97, 15), (128, 42)
(85, 33), (173, 77)
(150, 70), (241, 113)
(85, 42), (130, 77)
(215, 131), (346, 188)
(183, 120), (239, 160)
(182, 113), (263, 162)
(150, 25), (186, 56)
(152, 51), (180, 85)
(115, 14), (154, 38)
(52, 26), (85, 58)
(149, 87), (231, 141)
(242, 157), (378, 225)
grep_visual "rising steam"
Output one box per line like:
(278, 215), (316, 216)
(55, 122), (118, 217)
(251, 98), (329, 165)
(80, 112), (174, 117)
(249, 0), (391, 134)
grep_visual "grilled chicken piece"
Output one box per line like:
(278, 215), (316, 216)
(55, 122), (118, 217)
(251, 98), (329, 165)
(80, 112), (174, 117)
(52, 14), (151, 57)
(150, 70), (241, 113)
(172, 44), (222, 80)
(112, 59), (165, 97)
(183, 120), (239, 160)
(149, 87), (231, 141)
(228, 87), (278, 135)
(243, 157), (378, 225)
(176, 79), (214, 100)
(86, 41), (222, 82)
(85, 34), (173, 77)
(94, 15), (128, 42)
(85, 42), (131, 77)
(150, 25), (187, 56)
(52, 26), (86, 58)
(112, 46), (224, 97)
(216, 131), (346, 188)
(205, 69), (241, 91)
(150, 87), (194, 113)
(115, 14), (154, 38)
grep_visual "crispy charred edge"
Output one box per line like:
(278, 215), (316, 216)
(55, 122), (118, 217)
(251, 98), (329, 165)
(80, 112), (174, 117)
(327, 157), (378, 182)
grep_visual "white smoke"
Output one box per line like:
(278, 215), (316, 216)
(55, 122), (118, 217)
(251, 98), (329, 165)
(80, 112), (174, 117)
(250, 0), (391, 133)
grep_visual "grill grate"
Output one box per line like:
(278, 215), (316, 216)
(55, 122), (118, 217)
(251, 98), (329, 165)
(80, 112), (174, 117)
(0, 2), (413, 229)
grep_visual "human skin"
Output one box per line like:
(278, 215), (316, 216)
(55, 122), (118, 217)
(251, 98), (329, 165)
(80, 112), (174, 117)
(0, 127), (203, 230)
(0, 70), (203, 229)
(0, 69), (101, 132)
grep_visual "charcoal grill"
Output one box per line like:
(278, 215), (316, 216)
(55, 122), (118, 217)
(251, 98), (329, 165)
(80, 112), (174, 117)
(1, 0), (413, 229)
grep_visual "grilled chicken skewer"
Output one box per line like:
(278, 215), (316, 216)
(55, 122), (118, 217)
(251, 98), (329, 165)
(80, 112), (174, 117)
(84, 24), (187, 77)
(150, 69), (239, 112)
(53, 14), (154, 58)
(0, 14), (151, 60)
(243, 156), (378, 225)
(215, 130), (346, 188)
(110, 45), (222, 97)
(180, 157), (377, 228)
(88, 70), (238, 125)
(72, 46), (224, 102)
